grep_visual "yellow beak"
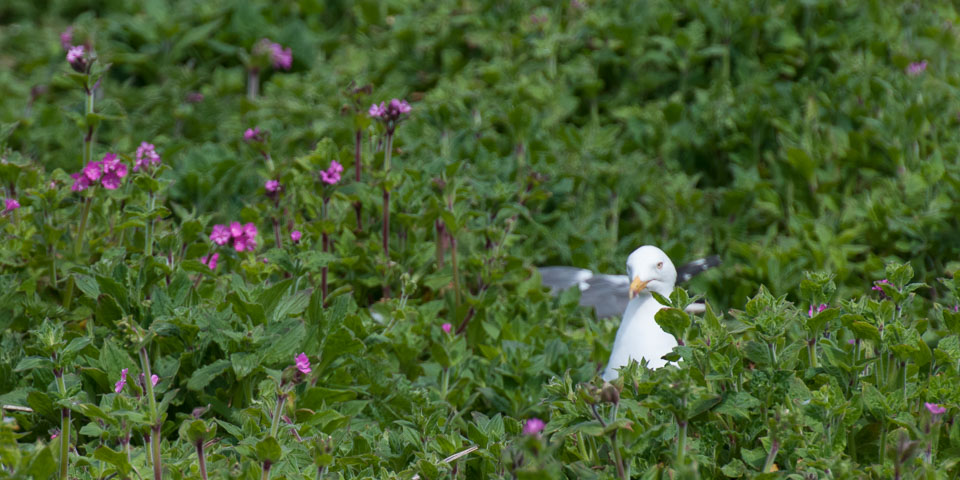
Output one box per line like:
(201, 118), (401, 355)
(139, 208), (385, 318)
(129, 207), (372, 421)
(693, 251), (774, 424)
(629, 277), (650, 299)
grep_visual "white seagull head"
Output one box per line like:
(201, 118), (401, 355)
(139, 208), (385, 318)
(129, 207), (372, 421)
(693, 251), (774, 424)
(625, 245), (677, 299)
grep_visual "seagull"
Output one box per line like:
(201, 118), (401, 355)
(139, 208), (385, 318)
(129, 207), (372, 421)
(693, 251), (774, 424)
(600, 245), (685, 380)
(539, 253), (719, 318)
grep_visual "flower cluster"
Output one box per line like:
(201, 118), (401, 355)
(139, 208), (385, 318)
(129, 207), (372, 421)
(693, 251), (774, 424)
(200, 253), (219, 270)
(243, 127), (267, 143)
(368, 98), (412, 122)
(290, 230), (302, 244)
(320, 160), (343, 185)
(906, 60), (927, 76)
(71, 153), (128, 191)
(210, 222), (258, 252)
(254, 38), (292, 70)
(3, 198), (18, 213)
(523, 418), (545, 436)
(134, 142), (161, 172)
(296, 353), (311, 374)
(807, 304), (828, 318)
(66, 45), (89, 73)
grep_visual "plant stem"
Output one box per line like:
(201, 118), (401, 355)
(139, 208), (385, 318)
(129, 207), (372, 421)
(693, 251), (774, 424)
(83, 85), (94, 166)
(354, 129), (363, 230)
(441, 367), (449, 400)
(382, 133), (393, 298)
(317, 465), (325, 480)
(55, 371), (70, 480)
(63, 196), (93, 309)
(261, 461), (272, 480)
(270, 393), (286, 438)
(807, 338), (818, 368)
(247, 68), (259, 100)
(450, 232), (460, 308)
(196, 441), (207, 480)
(139, 347), (161, 480)
(145, 191), (155, 258)
(677, 418), (687, 466)
(763, 438), (780, 473)
(322, 197), (329, 302)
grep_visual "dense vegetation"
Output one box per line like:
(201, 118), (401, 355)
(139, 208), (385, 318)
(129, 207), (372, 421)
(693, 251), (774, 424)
(2, 0), (960, 478)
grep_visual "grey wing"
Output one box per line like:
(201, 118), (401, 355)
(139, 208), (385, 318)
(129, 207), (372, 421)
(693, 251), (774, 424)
(538, 267), (630, 318)
(538, 266), (595, 293)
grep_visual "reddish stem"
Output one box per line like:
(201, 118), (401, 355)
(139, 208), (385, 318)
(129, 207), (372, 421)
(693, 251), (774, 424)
(354, 129), (363, 230)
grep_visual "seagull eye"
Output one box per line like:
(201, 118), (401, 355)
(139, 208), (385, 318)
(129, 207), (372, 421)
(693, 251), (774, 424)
(657, 262), (663, 270)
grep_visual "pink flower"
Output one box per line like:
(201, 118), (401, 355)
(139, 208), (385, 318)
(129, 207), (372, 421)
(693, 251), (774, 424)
(390, 98), (412, 114)
(50, 429), (60, 440)
(872, 279), (891, 291)
(151, 374), (159, 387)
(229, 221), (244, 238)
(83, 161), (102, 181)
(70, 172), (92, 192)
(4, 198), (19, 212)
(243, 127), (264, 142)
(907, 60), (928, 76)
(114, 368), (128, 394)
(265, 180), (280, 193)
(99, 153), (127, 190)
(134, 142), (161, 172)
(244, 222), (257, 239)
(270, 43), (293, 70)
(320, 160), (343, 185)
(368, 102), (385, 118)
(210, 224), (230, 245)
(295, 353), (311, 374)
(66, 45), (87, 71)
(290, 230), (302, 244)
(60, 27), (74, 50)
(200, 253), (219, 270)
(442, 323), (452, 334)
(925, 402), (946, 416)
(807, 304), (828, 318)
(522, 418), (545, 436)
(233, 236), (247, 252)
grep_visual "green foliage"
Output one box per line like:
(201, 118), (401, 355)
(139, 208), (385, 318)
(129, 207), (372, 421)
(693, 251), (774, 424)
(2, 0), (960, 478)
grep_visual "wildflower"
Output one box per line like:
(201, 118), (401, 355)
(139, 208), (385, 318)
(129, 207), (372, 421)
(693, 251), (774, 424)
(807, 304), (828, 318)
(114, 368), (128, 393)
(50, 429), (60, 440)
(906, 60), (927, 76)
(243, 127), (266, 143)
(210, 225), (230, 245)
(99, 153), (128, 190)
(134, 142), (161, 172)
(83, 160), (102, 181)
(442, 323), (452, 334)
(186, 92), (204, 103)
(522, 418), (545, 436)
(320, 160), (343, 185)
(265, 180), (280, 193)
(368, 98), (412, 123)
(66, 45), (88, 72)
(872, 279), (891, 299)
(270, 43), (293, 70)
(151, 374), (159, 387)
(290, 230), (302, 244)
(70, 172), (92, 192)
(4, 198), (19, 212)
(926, 402), (946, 415)
(200, 253), (219, 270)
(60, 27), (74, 50)
(295, 353), (311, 374)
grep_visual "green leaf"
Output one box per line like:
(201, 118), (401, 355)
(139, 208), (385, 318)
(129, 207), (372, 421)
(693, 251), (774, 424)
(94, 446), (132, 475)
(721, 458), (748, 477)
(14, 356), (52, 372)
(255, 436), (283, 463)
(186, 359), (232, 391)
(654, 307), (690, 340)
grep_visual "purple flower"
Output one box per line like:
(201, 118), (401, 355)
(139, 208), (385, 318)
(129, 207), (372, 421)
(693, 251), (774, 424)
(390, 98), (412, 114)
(99, 153), (128, 190)
(83, 161), (102, 181)
(134, 142), (161, 172)
(4, 198), (19, 212)
(60, 27), (74, 50)
(200, 253), (219, 270)
(807, 304), (828, 318)
(186, 92), (204, 103)
(270, 43), (293, 70)
(210, 224), (230, 245)
(70, 172), (92, 192)
(522, 418), (545, 436)
(114, 368), (128, 393)
(320, 160), (343, 185)
(872, 279), (891, 292)
(66, 45), (87, 72)
(151, 374), (159, 387)
(368, 102), (385, 118)
(290, 230), (302, 244)
(265, 180), (280, 193)
(907, 60), (928, 76)
(295, 353), (311, 374)
(926, 402), (946, 416)
(442, 323), (452, 334)
(847, 339), (856, 345)
(243, 127), (264, 142)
